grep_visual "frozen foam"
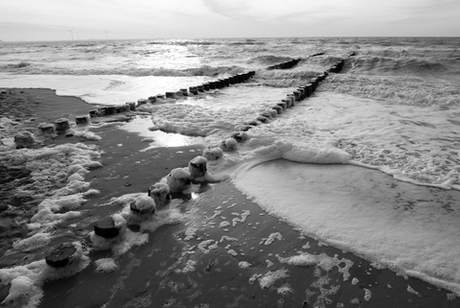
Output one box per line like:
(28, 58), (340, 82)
(0, 143), (102, 233)
(133, 87), (460, 190)
(263, 232), (283, 246)
(94, 258), (119, 273)
(198, 240), (218, 254)
(0, 242), (89, 308)
(12, 233), (51, 253)
(182, 260), (197, 273)
(235, 161), (460, 294)
(277, 284), (293, 295)
(111, 230), (149, 256)
(71, 129), (102, 141)
(277, 253), (317, 267)
(277, 251), (354, 282)
(258, 269), (289, 289)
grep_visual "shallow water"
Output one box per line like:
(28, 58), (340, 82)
(234, 160), (460, 294)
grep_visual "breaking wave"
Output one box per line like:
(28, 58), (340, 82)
(0, 64), (247, 77)
(1, 62), (31, 70)
(345, 56), (449, 76)
(247, 55), (295, 65)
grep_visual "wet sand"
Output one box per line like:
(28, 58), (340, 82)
(1, 88), (459, 307)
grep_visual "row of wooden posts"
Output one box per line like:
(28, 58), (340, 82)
(13, 71), (258, 147)
(24, 56), (347, 140)
(221, 59), (346, 145)
(87, 58), (349, 247)
(76, 71), (257, 125)
(266, 58), (301, 70)
(22, 58), (347, 268)
(147, 71), (257, 101)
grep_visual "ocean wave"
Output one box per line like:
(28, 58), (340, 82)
(146, 38), (265, 46)
(322, 74), (460, 109)
(304, 55), (345, 67)
(228, 39), (265, 46)
(247, 55), (296, 65)
(345, 56), (449, 76)
(254, 69), (319, 87)
(1, 62), (31, 70)
(147, 40), (222, 46)
(0, 64), (247, 77)
(74, 43), (99, 47)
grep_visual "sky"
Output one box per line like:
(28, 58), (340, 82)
(0, 0), (459, 41)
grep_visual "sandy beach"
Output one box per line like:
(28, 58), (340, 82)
(1, 88), (459, 308)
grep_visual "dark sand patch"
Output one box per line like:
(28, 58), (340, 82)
(1, 88), (459, 307)
(0, 88), (99, 123)
(40, 181), (460, 308)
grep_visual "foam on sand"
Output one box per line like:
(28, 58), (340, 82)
(0, 142), (102, 235)
(277, 252), (353, 281)
(258, 269), (290, 289)
(234, 161), (460, 295)
(0, 242), (89, 308)
(137, 89), (460, 190)
(94, 258), (119, 273)
(263, 232), (283, 246)
(90, 193), (187, 256)
(11, 233), (52, 253)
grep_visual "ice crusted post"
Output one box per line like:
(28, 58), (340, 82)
(13, 131), (34, 148)
(164, 168), (192, 193)
(75, 115), (90, 126)
(129, 194), (156, 215)
(231, 131), (249, 143)
(188, 156), (208, 179)
(93, 214), (126, 239)
(148, 182), (171, 209)
(203, 147), (224, 161)
(37, 123), (56, 135)
(45, 242), (81, 268)
(219, 138), (238, 152)
(54, 118), (71, 134)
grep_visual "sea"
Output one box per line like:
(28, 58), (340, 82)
(1, 37), (460, 307)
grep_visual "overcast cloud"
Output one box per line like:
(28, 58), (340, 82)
(0, 0), (458, 41)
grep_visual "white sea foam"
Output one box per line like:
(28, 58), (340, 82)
(0, 143), (102, 233)
(277, 284), (293, 296)
(277, 252), (353, 281)
(0, 74), (211, 105)
(238, 261), (251, 269)
(263, 232), (283, 246)
(234, 161), (460, 294)
(182, 259), (197, 273)
(0, 242), (89, 308)
(117, 86), (460, 189)
(323, 74), (460, 109)
(258, 269), (289, 289)
(11, 233), (52, 253)
(94, 258), (119, 273)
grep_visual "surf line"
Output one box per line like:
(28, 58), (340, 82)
(349, 160), (460, 190)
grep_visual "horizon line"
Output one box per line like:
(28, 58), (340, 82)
(2, 35), (460, 43)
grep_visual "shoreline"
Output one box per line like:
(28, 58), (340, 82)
(1, 88), (459, 307)
(349, 160), (460, 191)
